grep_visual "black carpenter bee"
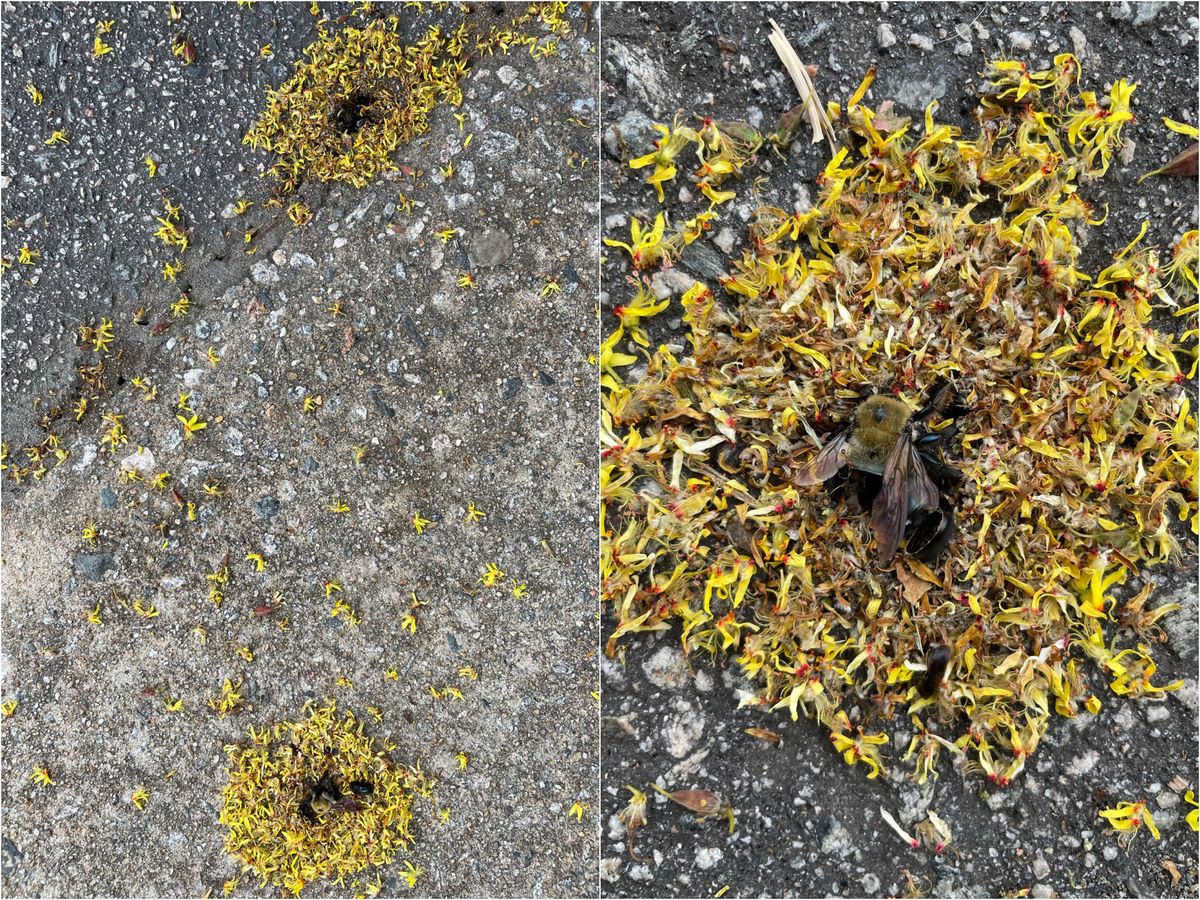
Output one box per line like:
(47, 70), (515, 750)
(794, 381), (964, 564)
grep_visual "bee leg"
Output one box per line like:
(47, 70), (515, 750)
(915, 423), (959, 451)
(916, 452), (962, 489)
(914, 378), (966, 421)
(824, 466), (871, 513)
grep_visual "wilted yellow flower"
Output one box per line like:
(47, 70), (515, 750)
(177, 413), (207, 438)
(602, 213), (668, 269)
(628, 122), (700, 202)
(478, 561), (505, 586)
(1099, 800), (1159, 845)
(568, 800), (589, 822)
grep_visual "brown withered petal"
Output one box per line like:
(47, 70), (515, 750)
(744, 727), (782, 744)
(1138, 142), (1198, 182)
(652, 785), (729, 817)
(1162, 859), (1182, 887)
(770, 104), (808, 149)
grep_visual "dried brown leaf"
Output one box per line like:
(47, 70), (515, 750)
(894, 559), (932, 604)
(1162, 859), (1182, 886)
(873, 100), (909, 133)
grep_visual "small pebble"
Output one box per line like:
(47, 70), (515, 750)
(1157, 791), (1180, 809)
(1011, 31), (1034, 51)
(1144, 704), (1169, 723)
(908, 33), (934, 52)
(1069, 25), (1088, 58)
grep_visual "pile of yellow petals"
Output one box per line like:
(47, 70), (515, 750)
(220, 700), (431, 895)
(602, 54), (1197, 787)
(244, 3), (570, 191)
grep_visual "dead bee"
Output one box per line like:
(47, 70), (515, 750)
(918, 644), (952, 697)
(298, 771), (341, 822)
(298, 772), (372, 822)
(333, 91), (380, 136)
(795, 382), (963, 564)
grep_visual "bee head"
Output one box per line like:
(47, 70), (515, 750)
(855, 395), (911, 433)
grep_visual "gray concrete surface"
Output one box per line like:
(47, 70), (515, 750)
(2, 3), (598, 897)
(599, 2), (1198, 898)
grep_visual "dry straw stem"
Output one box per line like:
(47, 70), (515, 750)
(767, 18), (835, 154)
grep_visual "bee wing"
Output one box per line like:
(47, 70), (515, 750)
(908, 445), (941, 513)
(794, 431), (850, 485)
(870, 435), (910, 564)
(871, 433), (939, 563)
